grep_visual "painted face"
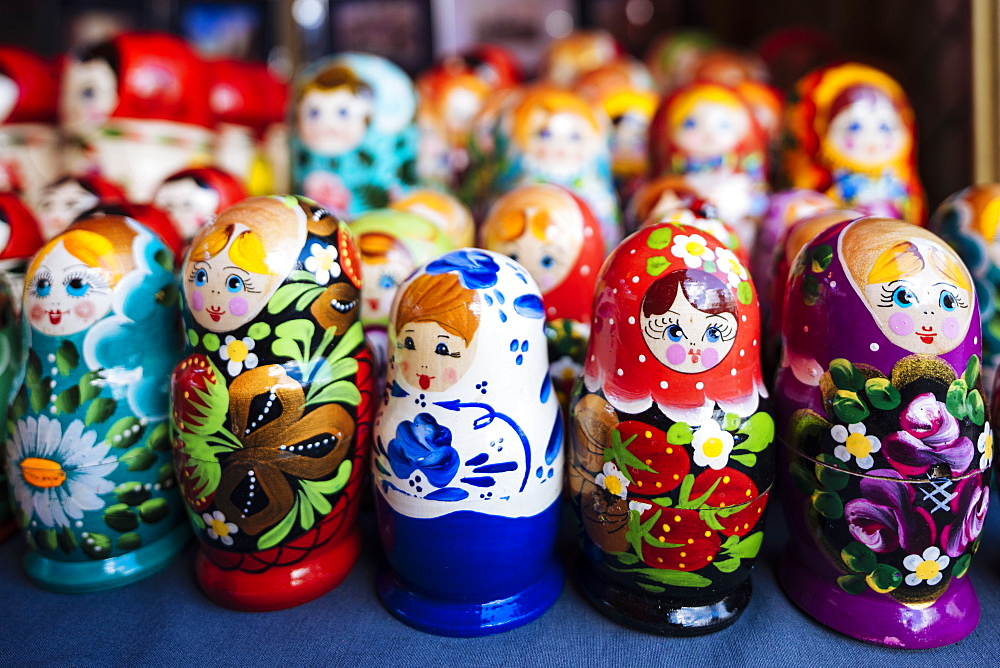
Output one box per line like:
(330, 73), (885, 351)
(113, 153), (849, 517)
(360, 245), (412, 324)
(36, 181), (100, 239)
(641, 290), (738, 373)
(154, 178), (221, 240)
(298, 87), (371, 155)
(862, 267), (973, 355)
(497, 236), (575, 294)
(826, 97), (905, 167)
(60, 59), (118, 135)
(25, 241), (113, 336)
(0, 73), (16, 123)
(184, 227), (279, 332)
(525, 111), (599, 171)
(396, 320), (477, 392)
(673, 100), (749, 160)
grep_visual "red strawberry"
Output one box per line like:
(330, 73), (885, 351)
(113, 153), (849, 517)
(689, 468), (767, 538)
(641, 508), (721, 571)
(614, 421), (691, 498)
(171, 353), (218, 433)
(716, 490), (769, 537)
(172, 435), (216, 511)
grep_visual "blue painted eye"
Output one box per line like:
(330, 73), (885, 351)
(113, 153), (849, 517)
(82, 87), (95, 100)
(226, 275), (244, 293)
(194, 269), (208, 287)
(538, 128), (552, 139)
(570, 131), (581, 141)
(66, 277), (90, 297)
(939, 290), (957, 311)
(379, 274), (397, 289)
(338, 107), (349, 117)
(704, 326), (722, 343)
(435, 342), (451, 356)
(848, 121), (862, 133)
(308, 107), (320, 119)
(35, 278), (51, 297)
(540, 255), (555, 269)
(404, 336), (415, 350)
(892, 286), (917, 307)
(666, 324), (684, 342)
(879, 122), (891, 134)
(682, 117), (696, 130)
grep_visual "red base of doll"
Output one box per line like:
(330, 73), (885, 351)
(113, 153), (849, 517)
(194, 527), (362, 611)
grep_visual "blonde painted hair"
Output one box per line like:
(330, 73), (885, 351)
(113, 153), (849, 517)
(868, 240), (971, 292)
(191, 223), (270, 275)
(512, 87), (602, 148)
(666, 83), (750, 135)
(28, 217), (139, 287)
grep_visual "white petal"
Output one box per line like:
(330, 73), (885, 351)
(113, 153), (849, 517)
(857, 455), (874, 470)
(304, 256), (318, 271)
(923, 546), (941, 560)
(244, 353), (258, 370)
(202, 513), (213, 524)
(902, 554), (923, 571)
(595, 474), (606, 487)
(905, 573), (922, 586)
(66, 479), (104, 511)
(226, 522), (239, 535)
(867, 436), (881, 454)
(928, 573), (943, 586)
(33, 493), (56, 526)
(213, 510), (226, 522)
(848, 423), (866, 435)
(227, 360), (242, 377)
(833, 445), (850, 462)
(936, 555), (950, 569)
(219, 347), (231, 361)
(207, 528), (219, 540)
(707, 455), (729, 470)
(221, 535), (233, 546)
(830, 425), (849, 443)
(243, 337), (255, 350)
(224, 335), (236, 345)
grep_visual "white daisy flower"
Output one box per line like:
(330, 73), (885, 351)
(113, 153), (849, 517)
(304, 242), (342, 285)
(691, 419), (735, 470)
(595, 461), (629, 500)
(832, 422), (881, 470)
(202, 510), (239, 546)
(670, 233), (715, 269)
(903, 546), (950, 586)
(219, 335), (258, 377)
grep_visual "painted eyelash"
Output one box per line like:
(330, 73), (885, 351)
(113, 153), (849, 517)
(27, 270), (52, 296)
(877, 285), (897, 308)
(707, 323), (736, 342)
(64, 269), (108, 293)
(643, 316), (669, 339)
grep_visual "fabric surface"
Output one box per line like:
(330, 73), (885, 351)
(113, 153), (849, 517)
(3, 488), (1000, 667)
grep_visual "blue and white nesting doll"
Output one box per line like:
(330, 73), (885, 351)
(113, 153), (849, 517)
(6, 215), (187, 591)
(372, 248), (564, 636)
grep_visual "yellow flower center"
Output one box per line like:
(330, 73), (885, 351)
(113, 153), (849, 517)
(914, 559), (940, 581)
(227, 339), (249, 364)
(846, 432), (872, 459)
(21, 457), (67, 488)
(210, 518), (231, 537)
(986, 434), (994, 460)
(605, 475), (623, 497)
(316, 250), (335, 271)
(685, 241), (706, 257)
(702, 437), (724, 459)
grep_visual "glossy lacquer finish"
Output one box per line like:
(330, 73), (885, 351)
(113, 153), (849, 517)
(570, 222), (773, 635)
(372, 249), (564, 636)
(775, 217), (989, 647)
(170, 196), (374, 611)
(8, 215), (187, 592)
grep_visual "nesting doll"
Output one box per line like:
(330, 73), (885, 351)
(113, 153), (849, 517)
(0, 192), (44, 282)
(75, 201), (184, 264)
(35, 175), (126, 241)
(7, 215), (187, 591)
(570, 222), (773, 635)
(495, 85), (621, 250)
(171, 196), (373, 611)
(389, 188), (475, 248)
(927, 184), (1000, 385)
(644, 30), (718, 94)
(481, 184), (604, 403)
(59, 33), (213, 203)
(783, 62), (926, 224)
(153, 166), (246, 243)
(540, 30), (620, 88)
(291, 54), (418, 219)
(350, 209), (455, 377)
(649, 81), (769, 246)
(257, 65), (290, 196)
(372, 249), (564, 636)
(208, 60), (262, 188)
(459, 86), (523, 219)
(0, 273), (24, 541)
(639, 199), (750, 269)
(775, 218), (989, 648)
(0, 47), (61, 214)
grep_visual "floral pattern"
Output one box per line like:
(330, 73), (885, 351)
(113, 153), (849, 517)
(831, 423), (880, 470)
(204, 510), (239, 546)
(714, 248), (748, 288)
(669, 233), (715, 269)
(219, 336), (258, 377)
(691, 420), (735, 470)
(882, 393), (974, 477)
(903, 546), (949, 586)
(596, 462), (629, 499)
(304, 242), (342, 285)
(977, 422), (993, 470)
(425, 248), (500, 289)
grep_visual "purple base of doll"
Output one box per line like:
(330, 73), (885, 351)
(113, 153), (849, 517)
(777, 546), (980, 648)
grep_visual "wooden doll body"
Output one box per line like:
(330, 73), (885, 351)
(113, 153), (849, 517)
(774, 217), (989, 648)
(570, 222), (773, 635)
(372, 249), (564, 636)
(171, 196), (374, 610)
(8, 215), (187, 591)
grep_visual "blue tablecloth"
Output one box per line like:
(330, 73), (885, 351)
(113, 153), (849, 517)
(3, 490), (1000, 667)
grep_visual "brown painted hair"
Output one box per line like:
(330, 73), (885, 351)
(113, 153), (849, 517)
(395, 272), (479, 344)
(641, 268), (735, 318)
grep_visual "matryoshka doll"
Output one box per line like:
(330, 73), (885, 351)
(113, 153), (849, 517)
(644, 30), (718, 93)
(7, 214), (187, 591)
(389, 188), (475, 248)
(927, 184), (1000, 385)
(372, 249), (564, 636)
(570, 222), (773, 635)
(75, 201), (184, 264)
(59, 33), (214, 203)
(0, 192), (45, 285)
(783, 62), (926, 224)
(350, 209), (455, 378)
(0, 273), (25, 541)
(171, 196), (373, 611)
(291, 54), (418, 219)
(495, 85), (621, 251)
(153, 166), (247, 243)
(649, 81), (769, 247)
(208, 60), (262, 189)
(480, 184), (604, 403)
(0, 47), (61, 214)
(35, 175), (126, 241)
(540, 30), (620, 88)
(775, 218), (990, 648)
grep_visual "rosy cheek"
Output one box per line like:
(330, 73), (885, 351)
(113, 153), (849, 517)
(190, 290), (204, 311)
(74, 300), (95, 321)
(942, 316), (961, 340)
(888, 312), (914, 336)
(229, 296), (248, 317)
(444, 367), (458, 384)
(29, 304), (45, 322)
(701, 348), (720, 369)
(401, 361), (410, 374)
(666, 344), (686, 366)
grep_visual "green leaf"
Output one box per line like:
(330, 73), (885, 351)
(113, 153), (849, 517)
(646, 256), (669, 277)
(80, 531), (112, 559)
(726, 532), (764, 560)
(841, 541), (877, 573)
(138, 498), (170, 523)
(57, 525), (77, 554)
(34, 528), (58, 551)
(103, 503), (140, 532)
(703, 261), (717, 274)
(678, 473), (721, 510)
(946, 379), (968, 419)
(802, 274), (819, 306)
(646, 226), (673, 249)
(157, 463), (175, 487)
(248, 322), (272, 340)
(174, 434), (225, 498)
(86, 397), (117, 426)
(115, 481), (151, 506)
(736, 412), (774, 452)
(327, 321), (365, 365)
(864, 377), (901, 410)
(56, 340), (79, 375)
(811, 244), (833, 272)
(730, 453), (757, 467)
(967, 390), (985, 426)
(829, 359), (865, 391)
(300, 479), (333, 515)
(723, 413), (741, 432)
(736, 281), (753, 305)
(625, 566), (712, 588)
(180, 358), (234, 438)
(298, 493), (316, 531)
(953, 553), (972, 578)
(713, 558), (742, 573)
(963, 355), (981, 389)
(307, 380), (361, 408)
(832, 390), (869, 423)
(816, 455), (850, 491)
(666, 422), (693, 445)
(105, 417), (144, 449)
(604, 429), (651, 484)
(867, 564), (902, 592)
(78, 370), (103, 403)
(649, 496), (673, 507)
(812, 490), (844, 519)
(118, 532), (142, 551)
(301, 459), (353, 497)
(146, 422), (170, 452)
(636, 582), (666, 593)
(55, 385), (80, 415)
(203, 333), (221, 352)
(187, 329), (199, 347)
(267, 283), (317, 315)
(613, 551), (641, 565)
(271, 338), (304, 361)
(122, 446), (156, 471)
(257, 498), (299, 550)
(295, 287), (324, 312)
(700, 508), (726, 531)
(837, 574), (867, 595)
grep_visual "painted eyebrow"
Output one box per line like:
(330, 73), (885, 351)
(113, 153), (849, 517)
(932, 282), (959, 289)
(437, 334), (450, 339)
(402, 328), (415, 334)
(706, 314), (728, 320)
(224, 266), (250, 275)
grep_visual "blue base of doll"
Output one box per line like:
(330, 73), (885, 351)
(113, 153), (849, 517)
(376, 556), (563, 637)
(23, 523), (190, 593)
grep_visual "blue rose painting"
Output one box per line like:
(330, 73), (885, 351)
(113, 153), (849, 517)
(388, 412), (460, 488)
(426, 249), (500, 290)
